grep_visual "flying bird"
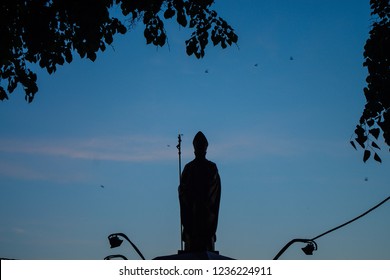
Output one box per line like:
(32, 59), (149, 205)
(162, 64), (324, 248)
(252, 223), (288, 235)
(290, 56), (294, 61)
(254, 63), (258, 67)
(205, 69), (209, 73)
(100, 185), (105, 188)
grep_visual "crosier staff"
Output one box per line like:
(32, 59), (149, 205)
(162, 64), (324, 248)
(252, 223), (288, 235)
(176, 133), (184, 251)
(177, 133), (182, 184)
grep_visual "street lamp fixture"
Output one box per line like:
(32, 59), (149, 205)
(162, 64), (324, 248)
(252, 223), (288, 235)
(107, 233), (146, 260)
(273, 239), (317, 260)
(301, 241), (317, 255)
(108, 235), (124, 248)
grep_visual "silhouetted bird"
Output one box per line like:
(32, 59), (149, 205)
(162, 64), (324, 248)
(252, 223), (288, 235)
(100, 185), (105, 188)
(290, 56), (294, 60)
(364, 177), (368, 182)
(205, 69), (209, 73)
(254, 63), (258, 67)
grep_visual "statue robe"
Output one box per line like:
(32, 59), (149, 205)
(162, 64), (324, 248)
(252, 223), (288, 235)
(178, 156), (221, 251)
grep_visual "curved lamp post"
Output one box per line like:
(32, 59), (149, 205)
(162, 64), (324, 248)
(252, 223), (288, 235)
(273, 239), (317, 260)
(273, 196), (390, 260)
(108, 232), (145, 260)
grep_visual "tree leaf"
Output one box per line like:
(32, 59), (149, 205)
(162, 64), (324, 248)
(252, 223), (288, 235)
(374, 153), (382, 163)
(363, 150), (371, 162)
(369, 128), (380, 139)
(371, 141), (381, 149)
(0, 87), (9, 101)
(350, 141), (357, 150)
(163, 8), (175, 19)
(87, 51), (97, 62)
(177, 13), (187, 27)
(104, 33), (113, 45)
(117, 24), (127, 34)
(355, 136), (367, 149)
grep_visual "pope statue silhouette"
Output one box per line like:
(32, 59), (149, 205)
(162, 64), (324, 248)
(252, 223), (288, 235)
(178, 131), (221, 252)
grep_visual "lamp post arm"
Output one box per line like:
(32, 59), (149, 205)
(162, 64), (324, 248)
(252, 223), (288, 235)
(273, 239), (312, 260)
(273, 196), (389, 260)
(115, 233), (146, 260)
(104, 254), (128, 260)
(312, 195), (390, 241)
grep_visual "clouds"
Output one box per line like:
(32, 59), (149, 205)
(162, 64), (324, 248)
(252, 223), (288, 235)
(0, 127), (345, 166)
(0, 135), (176, 182)
(0, 135), (176, 163)
(0, 131), (298, 182)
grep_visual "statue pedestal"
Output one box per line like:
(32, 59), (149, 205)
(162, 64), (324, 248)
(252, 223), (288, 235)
(153, 250), (234, 260)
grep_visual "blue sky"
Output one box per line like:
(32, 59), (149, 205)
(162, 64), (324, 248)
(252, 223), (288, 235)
(1, 0), (389, 260)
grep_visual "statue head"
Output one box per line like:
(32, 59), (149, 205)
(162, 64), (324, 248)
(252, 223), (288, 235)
(193, 131), (208, 158)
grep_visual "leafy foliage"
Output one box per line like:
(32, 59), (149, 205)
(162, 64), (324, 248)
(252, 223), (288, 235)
(0, 0), (238, 102)
(351, 0), (390, 162)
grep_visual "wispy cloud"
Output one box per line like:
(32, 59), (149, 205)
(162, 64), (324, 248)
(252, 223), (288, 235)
(0, 135), (177, 163)
(212, 133), (300, 161)
(0, 135), (179, 182)
(11, 227), (26, 235)
(0, 129), (350, 188)
(0, 129), (345, 167)
(0, 158), (93, 183)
